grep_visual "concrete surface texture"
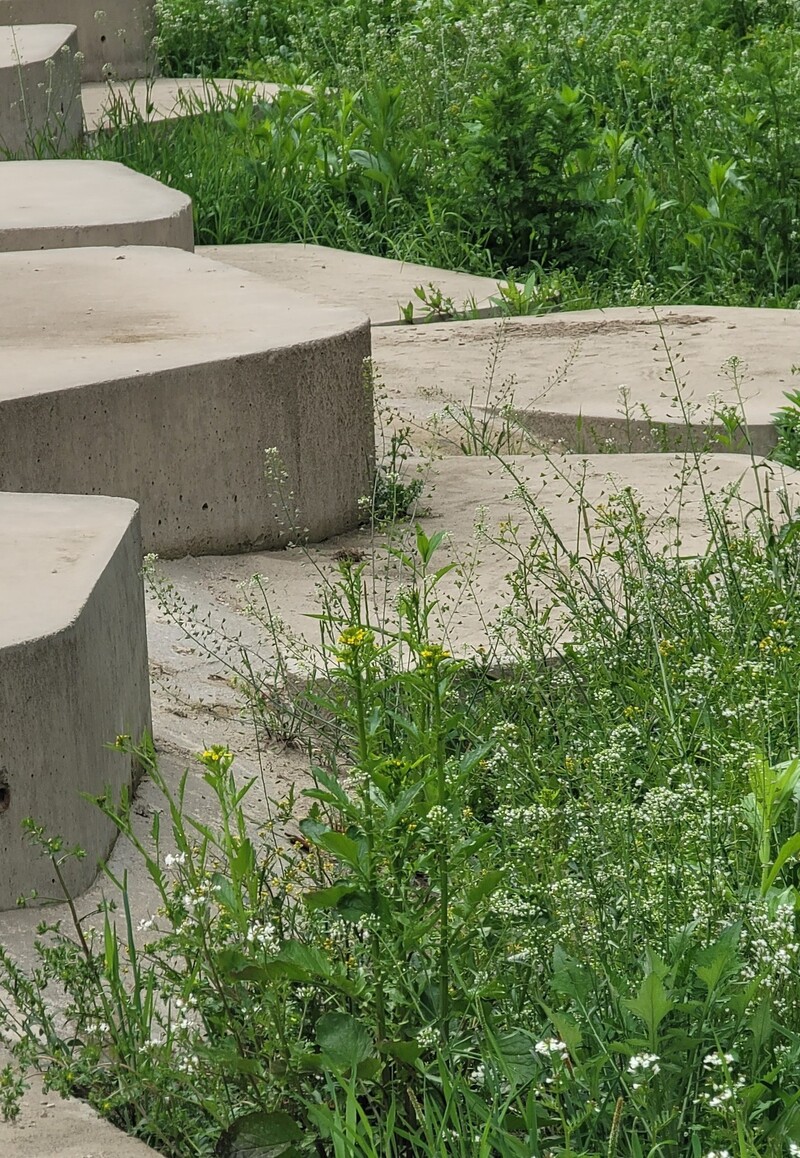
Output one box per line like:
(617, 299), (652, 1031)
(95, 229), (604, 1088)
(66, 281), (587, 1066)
(0, 159), (194, 252)
(0, 24), (83, 156)
(371, 306), (800, 455)
(0, 1053), (161, 1157)
(0, 245), (373, 556)
(0, 492), (152, 910)
(0, 0), (155, 80)
(151, 453), (800, 662)
(82, 76), (289, 130)
(198, 241), (516, 326)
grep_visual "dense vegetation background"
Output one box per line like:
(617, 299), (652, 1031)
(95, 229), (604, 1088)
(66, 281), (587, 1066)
(97, 0), (800, 309)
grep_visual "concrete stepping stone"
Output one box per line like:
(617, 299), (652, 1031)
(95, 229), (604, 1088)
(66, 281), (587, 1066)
(371, 306), (800, 455)
(0, 492), (151, 910)
(152, 453), (800, 667)
(0, 160), (194, 252)
(0, 245), (372, 557)
(198, 242), (514, 326)
(0, 0), (154, 81)
(0, 24), (82, 156)
(82, 76), (290, 131)
(0, 1056), (160, 1155)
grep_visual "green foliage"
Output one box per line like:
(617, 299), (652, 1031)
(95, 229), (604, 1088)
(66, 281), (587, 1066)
(70, 0), (800, 305)
(772, 387), (800, 470)
(5, 465), (800, 1155)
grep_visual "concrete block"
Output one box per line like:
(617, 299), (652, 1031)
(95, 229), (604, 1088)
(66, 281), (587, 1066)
(0, 0), (155, 81)
(82, 77), (291, 131)
(0, 246), (374, 557)
(0, 24), (82, 156)
(198, 241), (516, 326)
(0, 493), (152, 910)
(152, 454), (800, 662)
(0, 160), (194, 252)
(372, 306), (800, 456)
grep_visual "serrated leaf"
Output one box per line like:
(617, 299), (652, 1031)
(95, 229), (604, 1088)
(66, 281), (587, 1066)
(624, 971), (673, 1040)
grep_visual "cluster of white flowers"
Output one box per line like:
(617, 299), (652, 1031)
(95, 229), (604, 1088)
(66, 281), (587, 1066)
(627, 1052), (660, 1089)
(245, 920), (280, 953)
(698, 1052), (746, 1111)
(534, 1037), (569, 1061)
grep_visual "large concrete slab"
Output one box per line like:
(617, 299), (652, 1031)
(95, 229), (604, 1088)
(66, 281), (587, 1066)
(197, 242), (515, 326)
(0, 1053), (160, 1157)
(0, 160), (194, 252)
(371, 307), (800, 455)
(0, 24), (82, 156)
(82, 76), (290, 131)
(0, 246), (373, 557)
(0, 0), (154, 81)
(0, 493), (152, 909)
(150, 453), (800, 664)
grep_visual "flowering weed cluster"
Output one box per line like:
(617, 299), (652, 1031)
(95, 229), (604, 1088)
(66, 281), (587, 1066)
(3, 474), (800, 1156)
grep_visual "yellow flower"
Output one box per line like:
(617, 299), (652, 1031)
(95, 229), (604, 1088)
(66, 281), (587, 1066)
(338, 626), (373, 649)
(419, 644), (450, 668)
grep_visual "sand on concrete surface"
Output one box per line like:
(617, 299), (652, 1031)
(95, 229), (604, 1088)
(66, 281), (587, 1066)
(149, 452), (800, 665)
(371, 306), (800, 456)
(0, 1055), (160, 1157)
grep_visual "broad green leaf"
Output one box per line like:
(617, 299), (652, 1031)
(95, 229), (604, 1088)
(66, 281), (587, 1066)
(694, 922), (742, 992)
(215, 1109), (302, 1157)
(624, 971), (673, 1040)
(379, 1038), (421, 1065)
(316, 830), (364, 870)
(464, 869), (504, 911)
(302, 883), (360, 911)
(316, 1011), (374, 1070)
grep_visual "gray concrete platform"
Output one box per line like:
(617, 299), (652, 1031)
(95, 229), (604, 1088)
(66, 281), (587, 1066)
(0, 1054), (160, 1156)
(0, 0), (154, 81)
(0, 24), (82, 156)
(82, 76), (289, 131)
(0, 492), (151, 910)
(0, 245), (373, 557)
(0, 160), (194, 252)
(198, 242), (514, 326)
(152, 452), (800, 663)
(371, 306), (800, 455)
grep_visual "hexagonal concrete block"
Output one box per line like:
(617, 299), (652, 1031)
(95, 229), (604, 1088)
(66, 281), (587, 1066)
(0, 493), (152, 910)
(0, 246), (374, 557)
(82, 77), (293, 132)
(198, 242), (517, 326)
(0, 24), (83, 156)
(0, 160), (194, 252)
(0, 0), (155, 81)
(372, 306), (800, 456)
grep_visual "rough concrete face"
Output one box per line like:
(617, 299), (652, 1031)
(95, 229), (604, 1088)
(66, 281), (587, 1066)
(0, 24), (83, 156)
(82, 77), (289, 131)
(0, 493), (152, 910)
(0, 160), (194, 252)
(0, 246), (374, 557)
(0, 0), (155, 80)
